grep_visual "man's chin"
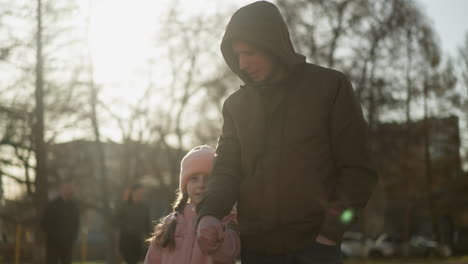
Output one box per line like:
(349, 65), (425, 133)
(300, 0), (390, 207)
(251, 77), (266, 83)
(250, 78), (268, 86)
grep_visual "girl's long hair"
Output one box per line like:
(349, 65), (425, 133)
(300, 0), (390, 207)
(149, 189), (188, 250)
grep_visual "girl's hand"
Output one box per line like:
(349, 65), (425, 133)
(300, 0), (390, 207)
(197, 215), (225, 254)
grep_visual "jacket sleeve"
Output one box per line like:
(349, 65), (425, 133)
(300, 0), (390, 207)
(197, 101), (242, 220)
(211, 211), (240, 262)
(318, 75), (378, 242)
(144, 240), (162, 264)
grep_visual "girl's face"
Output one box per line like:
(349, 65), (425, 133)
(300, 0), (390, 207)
(186, 173), (209, 205)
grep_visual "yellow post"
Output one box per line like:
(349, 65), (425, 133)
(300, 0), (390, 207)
(81, 227), (87, 264)
(15, 224), (21, 264)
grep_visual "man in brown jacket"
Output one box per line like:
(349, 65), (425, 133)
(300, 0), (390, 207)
(196, 1), (377, 263)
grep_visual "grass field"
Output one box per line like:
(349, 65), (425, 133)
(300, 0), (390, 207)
(71, 262), (143, 264)
(70, 257), (468, 264)
(72, 262), (143, 264)
(345, 256), (468, 264)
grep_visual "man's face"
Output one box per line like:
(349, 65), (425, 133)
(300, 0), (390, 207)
(132, 187), (145, 202)
(60, 183), (74, 200)
(232, 40), (279, 83)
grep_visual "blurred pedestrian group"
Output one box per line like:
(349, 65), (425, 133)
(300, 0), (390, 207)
(116, 184), (151, 264)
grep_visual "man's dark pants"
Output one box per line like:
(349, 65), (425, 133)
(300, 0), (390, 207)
(46, 239), (73, 264)
(241, 242), (343, 264)
(119, 233), (144, 264)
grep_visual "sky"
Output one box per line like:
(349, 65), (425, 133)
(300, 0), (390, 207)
(86, 0), (468, 89)
(418, 0), (468, 57)
(82, 0), (468, 142)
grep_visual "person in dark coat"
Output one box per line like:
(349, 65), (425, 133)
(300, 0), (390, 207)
(116, 183), (151, 264)
(41, 183), (80, 264)
(196, 1), (378, 264)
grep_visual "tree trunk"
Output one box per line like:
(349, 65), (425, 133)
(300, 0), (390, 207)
(33, 0), (48, 262)
(423, 75), (440, 243)
(402, 34), (413, 257)
(89, 74), (119, 264)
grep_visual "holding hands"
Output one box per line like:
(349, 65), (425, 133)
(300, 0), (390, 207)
(196, 215), (225, 254)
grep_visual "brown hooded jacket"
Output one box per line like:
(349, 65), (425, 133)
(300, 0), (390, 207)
(198, 1), (377, 254)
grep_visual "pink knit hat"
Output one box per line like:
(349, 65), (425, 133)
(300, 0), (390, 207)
(179, 145), (215, 192)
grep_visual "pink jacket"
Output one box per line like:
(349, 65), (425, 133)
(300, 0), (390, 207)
(144, 203), (240, 264)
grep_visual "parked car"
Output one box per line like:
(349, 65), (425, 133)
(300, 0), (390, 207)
(340, 232), (372, 258)
(366, 233), (452, 258)
(367, 233), (401, 258)
(410, 235), (452, 258)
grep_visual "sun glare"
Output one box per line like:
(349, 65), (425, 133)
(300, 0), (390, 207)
(87, 0), (162, 98)
(84, 0), (240, 103)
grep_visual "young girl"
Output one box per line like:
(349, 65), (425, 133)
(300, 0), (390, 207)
(144, 145), (240, 264)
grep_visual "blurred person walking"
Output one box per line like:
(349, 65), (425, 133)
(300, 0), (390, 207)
(196, 1), (378, 264)
(116, 183), (151, 264)
(41, 182), (80, 264)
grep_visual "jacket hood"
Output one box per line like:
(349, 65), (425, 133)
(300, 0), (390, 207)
(221, 1), (306, 84)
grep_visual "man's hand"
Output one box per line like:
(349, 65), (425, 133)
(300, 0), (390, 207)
(197, 215), (225, 254)
(315, 234), (337, 246)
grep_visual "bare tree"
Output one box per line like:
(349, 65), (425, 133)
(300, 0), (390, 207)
(33, 1), (49, 261)
(459, 32), (468, 169)
(0, 1), (91, 262)
(139, 3), (230, 202)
